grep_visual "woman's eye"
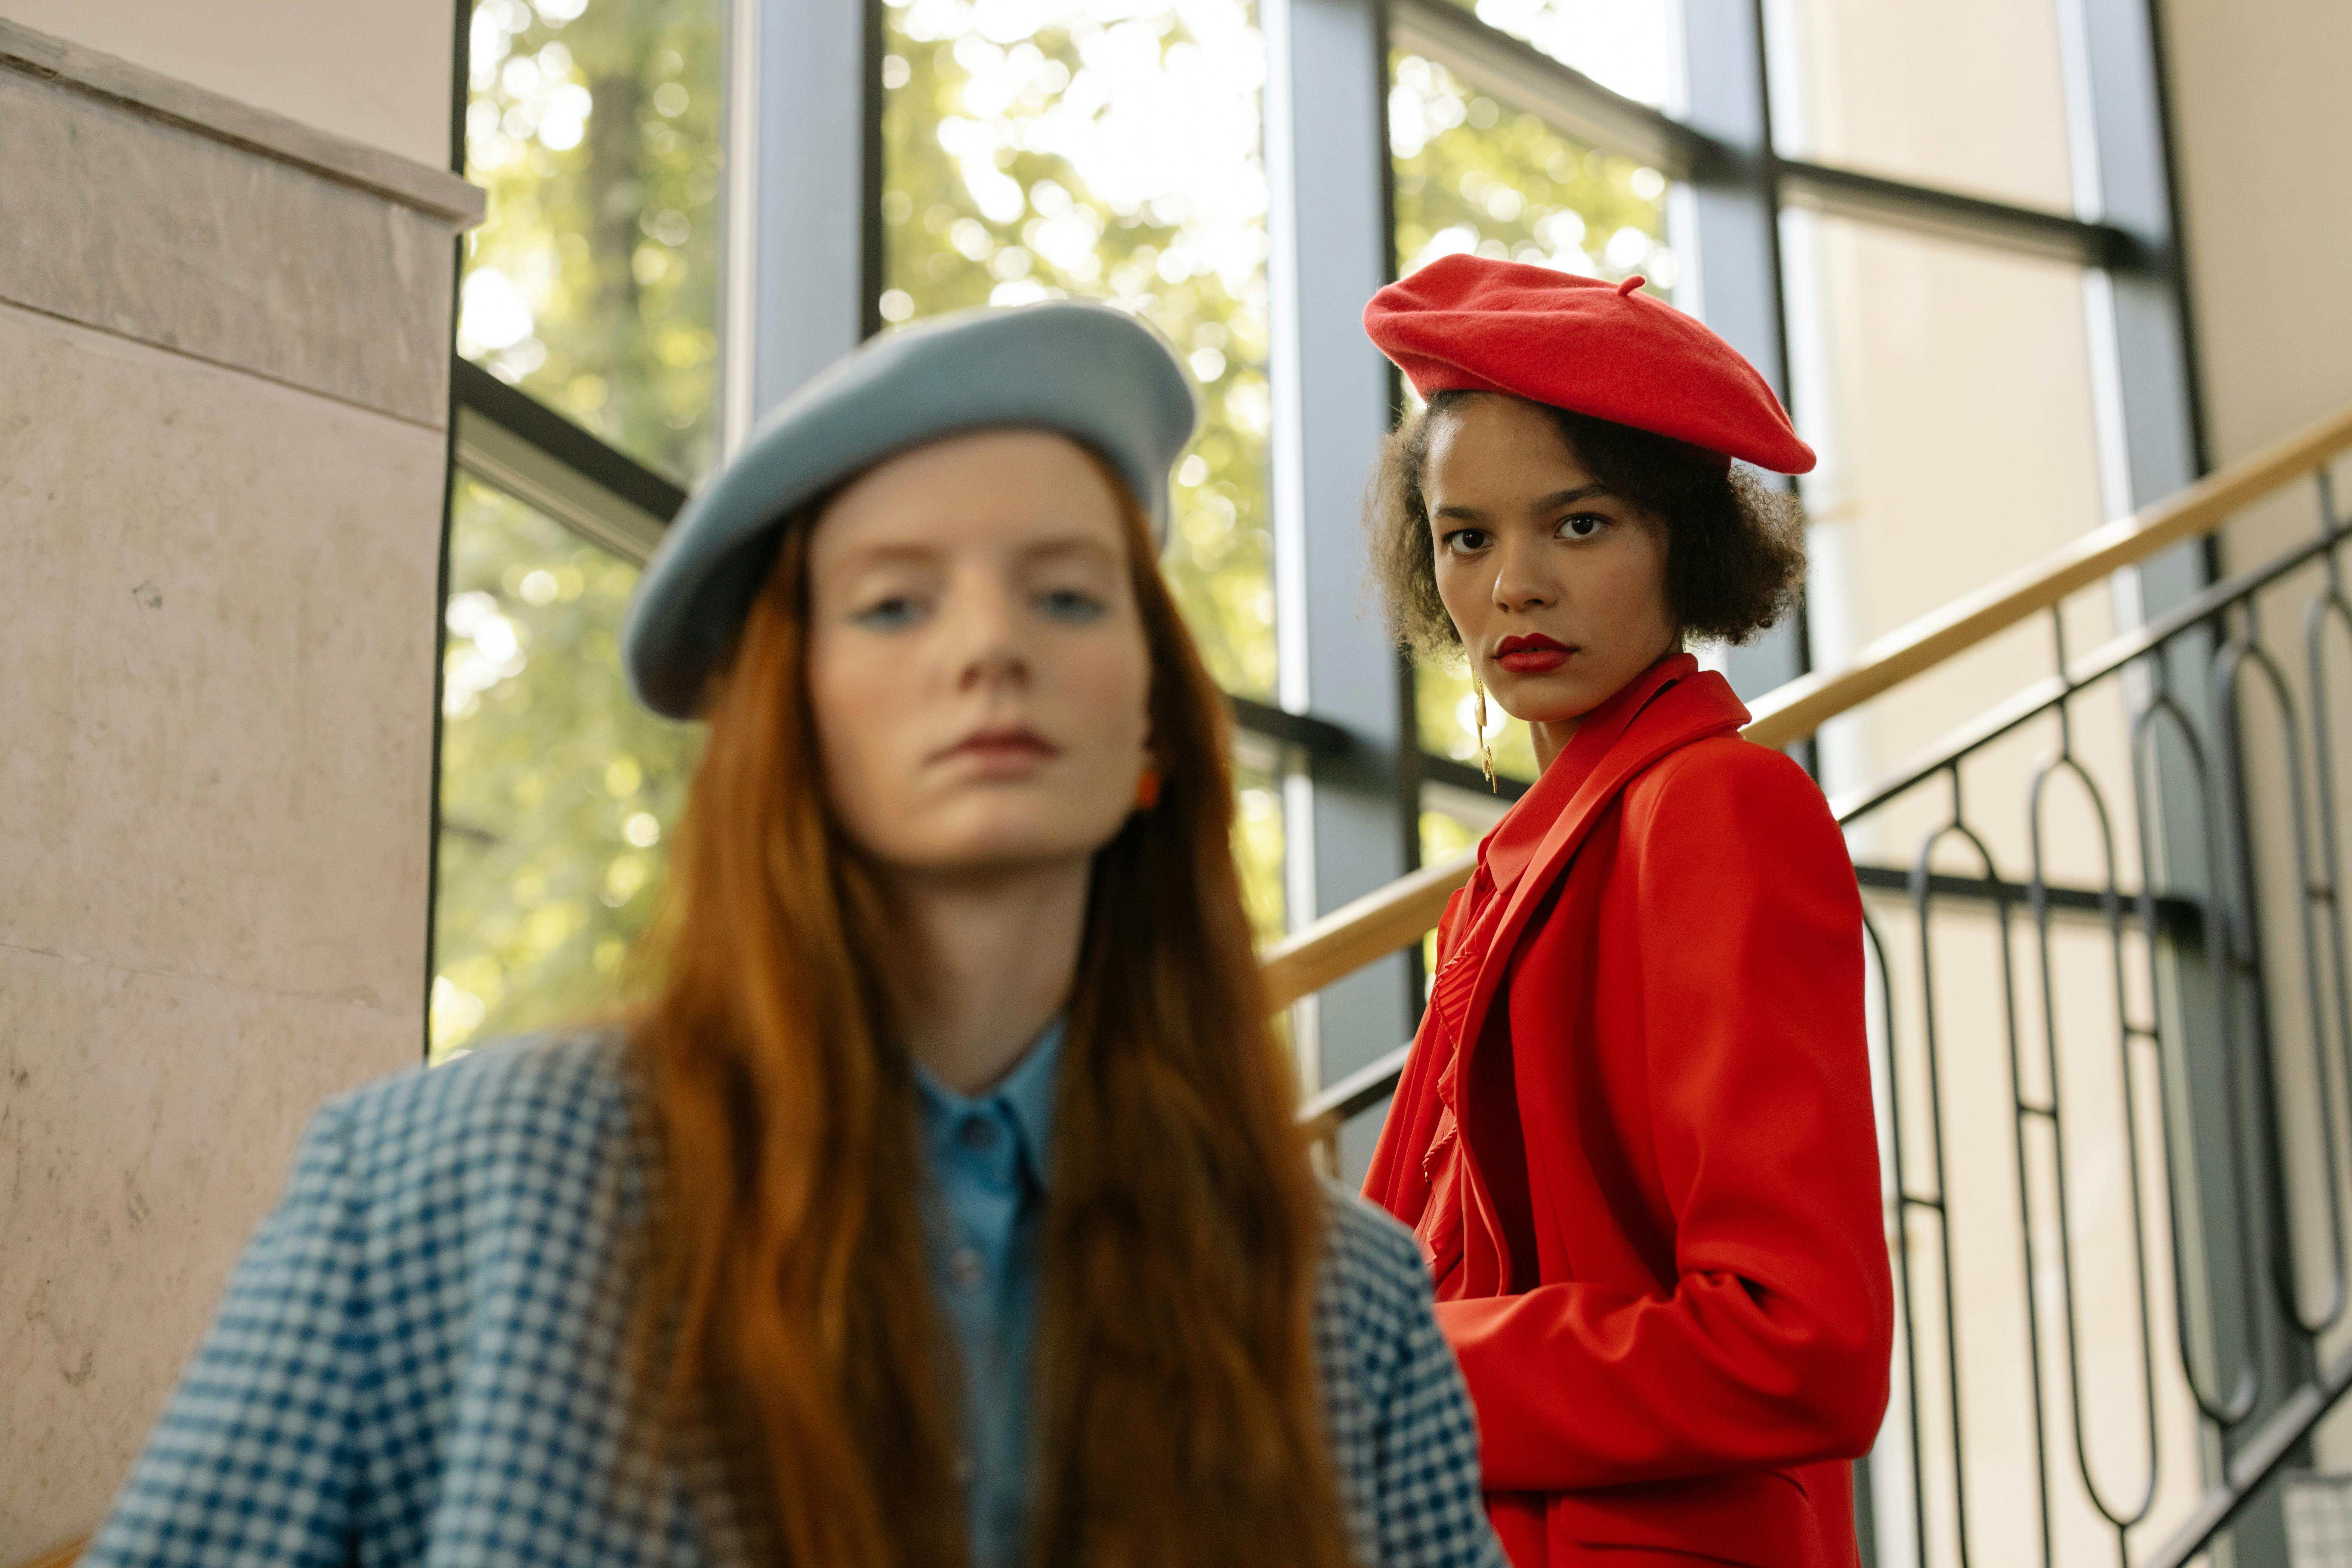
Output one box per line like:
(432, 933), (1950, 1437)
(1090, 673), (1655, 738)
(1442, 528), (1491, 555)
(1038, 588), (1106, 623)
(852, 595), (926, 630)
(1556, 513), (1607, 540)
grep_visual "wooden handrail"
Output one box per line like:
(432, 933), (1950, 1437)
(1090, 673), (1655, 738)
(1261, 851), (1477, 1012)
(1259, 399), (2352, 1012)
(1742, 401), (2352, 750)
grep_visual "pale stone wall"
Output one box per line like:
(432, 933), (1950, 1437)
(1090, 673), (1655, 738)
(0, 21), (477, 1558)
(0, 0), (452, 167)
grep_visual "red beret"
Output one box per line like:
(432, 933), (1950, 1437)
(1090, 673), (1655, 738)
(1363, 254), (1816, 475)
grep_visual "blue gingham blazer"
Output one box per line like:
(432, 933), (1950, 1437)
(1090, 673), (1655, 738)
(85, 1033), (1506, 1568)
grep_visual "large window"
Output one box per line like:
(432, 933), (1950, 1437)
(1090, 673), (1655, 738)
(434, 0), (2192, 1156)
(1439, 0), (1676, 106)
(1782, 212), (2108, 822)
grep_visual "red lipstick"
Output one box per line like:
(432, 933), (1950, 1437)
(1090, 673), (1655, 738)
(1494, 633), (1573, 675)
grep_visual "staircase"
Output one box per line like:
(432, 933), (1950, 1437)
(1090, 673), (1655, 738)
(23, 404), (2352, 1568)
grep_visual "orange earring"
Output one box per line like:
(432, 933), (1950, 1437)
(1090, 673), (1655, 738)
(1133, 766), (1164, 812)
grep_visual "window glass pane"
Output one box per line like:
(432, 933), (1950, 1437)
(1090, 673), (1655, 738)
(432, 473), (703, 1061)
(461, 0), (724, 484)
(1233, 749), (1288, 947)
(1392, 50), (1672, 783)
(1781, 212), (2105, 822)
(877, 0), (1276, 701)
(1765, 0), (2076, 212)
(1435, 0), (1676, 108)
(1417, 793), (1506, 982)
(1417, 663), (1543, 784)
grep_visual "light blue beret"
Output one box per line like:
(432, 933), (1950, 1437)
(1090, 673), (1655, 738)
(623, 300), (1201, 719)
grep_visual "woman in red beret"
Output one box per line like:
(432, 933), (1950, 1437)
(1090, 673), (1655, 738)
(1358, 254), (1893, 1568)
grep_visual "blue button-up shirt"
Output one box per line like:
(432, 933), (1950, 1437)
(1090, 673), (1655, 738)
(913, 1021), (1063, 1568)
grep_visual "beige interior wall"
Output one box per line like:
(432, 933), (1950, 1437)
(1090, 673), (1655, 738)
(1, 0), (452, 167)
(2164, 0), (2352, 477)
(0, 20), (475, 1558)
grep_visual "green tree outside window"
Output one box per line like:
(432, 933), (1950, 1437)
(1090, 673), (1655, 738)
(461, 0), (724, 484)
(432, 476), (702, 1061)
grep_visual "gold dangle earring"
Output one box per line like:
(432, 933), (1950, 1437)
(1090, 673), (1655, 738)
(1469, 666), (1497, 793)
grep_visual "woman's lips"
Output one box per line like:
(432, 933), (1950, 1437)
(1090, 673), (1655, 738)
(942, 726), (1059, 774)
(1494, 635), (1572, 675)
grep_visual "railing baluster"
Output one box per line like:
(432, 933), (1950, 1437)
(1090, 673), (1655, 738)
(2131, 683), (2265, 1427)
(2028, 688), (2164, 1539)
(1861, 910), (1929, 1568)
(2214, 619), (2349, 1334)
(1913, 765), (2052, 1566)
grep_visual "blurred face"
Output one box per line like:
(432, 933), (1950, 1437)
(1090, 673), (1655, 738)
(806, 430), (1154, 882)
(1425, 395), (1678, 737)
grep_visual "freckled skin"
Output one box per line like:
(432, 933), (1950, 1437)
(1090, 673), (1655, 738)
(1424, 394), (1679, 772)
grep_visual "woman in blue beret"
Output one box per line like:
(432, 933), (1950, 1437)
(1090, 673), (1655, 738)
(83, 302), (1505, 1568)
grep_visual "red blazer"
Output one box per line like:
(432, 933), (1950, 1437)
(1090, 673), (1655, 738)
(1365, 655), (1892, 1568)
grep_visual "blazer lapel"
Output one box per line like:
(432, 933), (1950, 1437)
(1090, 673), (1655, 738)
(1450, 666), (1750, 1141)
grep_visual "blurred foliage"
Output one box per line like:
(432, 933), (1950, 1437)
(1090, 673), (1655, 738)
(1231, 757), (1288, 949)
(1419, 665), (1544, 784)
(1391, 53), (1671, 288)
(1390, 50), (1669, 781)
(877, 0), (1275, 703)
(432, 476), (703, 1060)
(460, 0), (723, 483)
(879, 0), (1288, 936)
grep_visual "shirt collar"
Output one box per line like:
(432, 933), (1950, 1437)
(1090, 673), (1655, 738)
(913, 1018), (1065, 1188)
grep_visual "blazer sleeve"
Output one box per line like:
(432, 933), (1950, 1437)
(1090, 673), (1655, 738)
(1358, 1213), (1513, 1568)
(82, 1100), (369, 1568)
(1433, 744), (1894, 1492)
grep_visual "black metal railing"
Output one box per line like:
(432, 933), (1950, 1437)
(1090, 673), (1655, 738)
(1833, 468), (2352, 1568)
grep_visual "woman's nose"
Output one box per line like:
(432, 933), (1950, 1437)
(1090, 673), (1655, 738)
(1490, 540), (1552, 612)
(951, 581), (1030, 690)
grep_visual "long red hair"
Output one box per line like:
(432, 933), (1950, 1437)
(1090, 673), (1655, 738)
(630, 458), (1352, 1568)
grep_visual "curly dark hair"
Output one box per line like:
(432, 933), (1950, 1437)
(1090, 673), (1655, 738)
(1365, 390), (1807, 654)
